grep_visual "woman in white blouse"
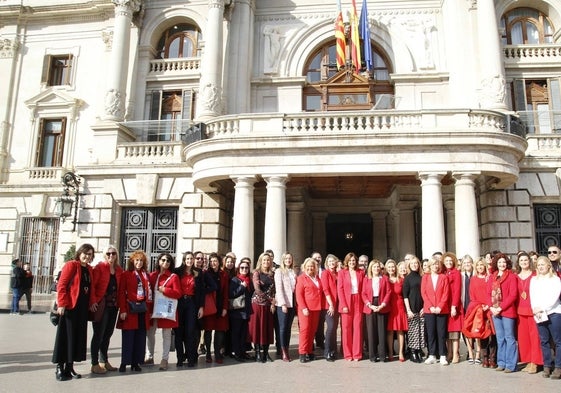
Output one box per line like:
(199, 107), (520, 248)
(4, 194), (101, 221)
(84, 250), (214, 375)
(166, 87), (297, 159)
(530, 255), (561, 379)
(274, 252), (297, 361)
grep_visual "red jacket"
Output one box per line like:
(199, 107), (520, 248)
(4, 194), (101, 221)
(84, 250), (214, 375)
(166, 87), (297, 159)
(447, 267), (462, 311)
(117, 269), (152, 330)
(91, 261), (123, 304)
(149, 270), (182, 328)
(321, 269), (337, 310)
(421, 273), (450, 314)
(57, 260), (95, 310)
(361, 275), (391, 314)
(337, 268), (364, 314)
(487, 270), (518, 319)
(296, 274), (324, 312)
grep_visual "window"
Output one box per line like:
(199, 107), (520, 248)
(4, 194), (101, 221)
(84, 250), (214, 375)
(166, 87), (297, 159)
(36, 118), (66, 167)
(156, 24), (202, 59)
(501, 8), (554, 45)
(512, 78), (561, 133)
(42, 55), (73, 86)
(303, 42), (393, 111)
(534, 204), (561, 255)
(147, 89), (194, 141)
(19, 217), (60, 294)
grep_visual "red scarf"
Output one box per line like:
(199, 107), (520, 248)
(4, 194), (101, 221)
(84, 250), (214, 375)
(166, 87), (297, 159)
(237, 273), (250, 288)
(491, 269), (509, 307)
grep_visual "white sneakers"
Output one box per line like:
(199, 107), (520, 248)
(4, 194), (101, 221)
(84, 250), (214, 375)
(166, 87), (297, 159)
(424, 355), (449, 365)
(440, 356), (449, 365)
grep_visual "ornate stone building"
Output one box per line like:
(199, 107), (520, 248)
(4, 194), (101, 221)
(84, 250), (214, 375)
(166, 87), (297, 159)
(0, 0), (560, 307)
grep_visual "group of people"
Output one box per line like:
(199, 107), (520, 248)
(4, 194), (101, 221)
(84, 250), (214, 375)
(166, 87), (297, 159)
(51, 242), (561, 381)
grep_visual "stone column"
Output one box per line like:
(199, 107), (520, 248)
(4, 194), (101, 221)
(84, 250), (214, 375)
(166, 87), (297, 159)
(387, 208), (399, 260)
(398, 202), (417, 258)
(419, 173), (446, 259)
(477, 0), (507, 110)
(102, 0), (141, 121)
(0, 37), (20, 180)
(197, 0), (225, 120)
(444, 199), (455, 253)
(311, 212), (328, 258)
(263, 175), (289, 264)
(287, 202), (306, 266)
(231, 175), (257, 263)
(453, 172), (480, 259)
(371, 211), (388, 260)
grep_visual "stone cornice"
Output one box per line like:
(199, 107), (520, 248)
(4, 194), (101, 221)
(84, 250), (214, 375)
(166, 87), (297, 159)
(0, 1), (115, 25)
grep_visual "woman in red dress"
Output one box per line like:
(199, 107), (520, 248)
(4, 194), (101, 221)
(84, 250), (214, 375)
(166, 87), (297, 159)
(443, 252), (463, 363)
(337, 252), (364, 361)
(386, 260), (408, 361)
(516, 252), (542, 373)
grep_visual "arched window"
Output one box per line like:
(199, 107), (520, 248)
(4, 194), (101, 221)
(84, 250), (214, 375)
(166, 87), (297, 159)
(500, 8), (554, 45)
(156, 24), (202, 59)
(303, 41), (393, 111)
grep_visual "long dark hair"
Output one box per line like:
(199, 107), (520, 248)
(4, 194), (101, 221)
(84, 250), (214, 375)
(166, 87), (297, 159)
(157, 252), (175, 271)
(176, 251), (198, 278)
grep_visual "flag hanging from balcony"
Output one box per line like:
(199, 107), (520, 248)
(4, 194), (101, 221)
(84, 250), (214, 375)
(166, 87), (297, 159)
(350, 0), (361, 73)
(359, 0), (373, 71)
(335, 0), (346, 70)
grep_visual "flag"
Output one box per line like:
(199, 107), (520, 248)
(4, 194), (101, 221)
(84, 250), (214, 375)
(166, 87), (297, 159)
(335, 0), (346, 70)
(360, 0), (373, 72)
(350, 0), (361, 73)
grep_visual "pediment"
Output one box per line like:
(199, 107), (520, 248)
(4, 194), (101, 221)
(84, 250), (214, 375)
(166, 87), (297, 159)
(326, 69), (370, 85)
(25, 88), (83, 110)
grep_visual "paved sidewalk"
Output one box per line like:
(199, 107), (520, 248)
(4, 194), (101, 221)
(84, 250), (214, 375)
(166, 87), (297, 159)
(0, 312), (557, 393)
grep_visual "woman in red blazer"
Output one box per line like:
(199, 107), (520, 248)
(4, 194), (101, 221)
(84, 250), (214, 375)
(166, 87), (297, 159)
(443, 252), (463, 363)
(117, 250), (152, 373)
(146, 252), (181, 370)
(52, 243), (96, 381)
(321, 254), (339, 362)
(337, 252), (365, 361)
(362, 259), (391, 362)
(421, 257), (450, 365)
(296, 257), (324, 362)
(90, 245), (123, 374)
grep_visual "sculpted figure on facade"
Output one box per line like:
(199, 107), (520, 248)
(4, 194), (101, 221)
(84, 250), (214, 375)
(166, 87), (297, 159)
(201, 82), (222, 114)
(263, 25), (285, 74)
(479, 74), (506, 108)
(104, 88), (125, 120)
(102, 30), (113, 51)
(0, 37), (20, 59)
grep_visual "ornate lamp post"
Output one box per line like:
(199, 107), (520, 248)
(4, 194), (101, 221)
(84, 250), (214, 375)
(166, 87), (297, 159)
(55, 171), (81, 232)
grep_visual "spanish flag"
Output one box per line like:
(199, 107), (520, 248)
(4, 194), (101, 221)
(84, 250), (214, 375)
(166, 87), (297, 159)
(335, 0), (346, 70)
(350, 0), (361, 73)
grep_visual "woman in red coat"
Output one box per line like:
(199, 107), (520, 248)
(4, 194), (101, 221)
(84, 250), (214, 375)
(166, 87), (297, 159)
(52, 243), (96, 381)
(337, 252), (364, 361)
(90, 245), (123, 374)
(421, 257), (450, 365)
(362, 259), (391, 362)
(321, 254), (339, 362)
(117, 250), (152, 373)
(203, 253), (229, 364)
(145, 252), (181, 370)
(296, 257), (324, 362)
(443, 252), (463, 363)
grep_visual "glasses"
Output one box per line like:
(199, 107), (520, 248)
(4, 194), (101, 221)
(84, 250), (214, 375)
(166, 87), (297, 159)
(160, 258), (171, 263)
(239, 266), (249, 270)
(106, 252), (117, 256)
(548, 251), (559, 255)
(195, 257), (203, 260)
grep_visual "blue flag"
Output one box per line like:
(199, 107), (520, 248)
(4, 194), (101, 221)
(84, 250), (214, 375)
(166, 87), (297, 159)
(360, 0), (373, 71)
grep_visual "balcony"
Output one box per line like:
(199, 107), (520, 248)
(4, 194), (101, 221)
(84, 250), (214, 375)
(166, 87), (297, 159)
(518, 110), (561, 156)
(503, 44), (561, 69)
(146, 58), (201, 81)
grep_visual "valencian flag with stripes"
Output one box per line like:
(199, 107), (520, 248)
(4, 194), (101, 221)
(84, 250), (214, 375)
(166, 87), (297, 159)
(349, 0), (361, 73)
(360, 0), (373, 71)
(335, 0), (346, 69)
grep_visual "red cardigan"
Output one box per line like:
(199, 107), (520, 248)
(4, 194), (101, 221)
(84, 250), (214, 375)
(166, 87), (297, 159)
(296, 274), (324, 312)
(421, 273), (450, 314)
(149, 270), (182, 328)
(91, 261), (123, 304)
(57, 260), (95, 310)
(361, 275), (391, 314)
(337, 268), (364, 314)
(117, 269), (152, 330)
(321, 269), (338, 310)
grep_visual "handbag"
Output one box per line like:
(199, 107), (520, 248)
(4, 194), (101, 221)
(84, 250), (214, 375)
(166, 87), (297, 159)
(228, 293), (245, 310)
(50, 300), (60, 326)
(203, 292), (217, 317)
(128, 300), (147, 313)
(152, 290), (178, 321)
(88, 296), (106, 322)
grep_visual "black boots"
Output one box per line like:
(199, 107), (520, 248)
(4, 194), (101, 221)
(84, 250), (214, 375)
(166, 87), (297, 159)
(55, 364), (69, 381)
(255, 345), (262, 362)
(65, 363), (81, 379)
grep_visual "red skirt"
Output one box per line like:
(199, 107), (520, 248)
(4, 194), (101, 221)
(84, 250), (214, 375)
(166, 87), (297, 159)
(249, 302), (274, 345)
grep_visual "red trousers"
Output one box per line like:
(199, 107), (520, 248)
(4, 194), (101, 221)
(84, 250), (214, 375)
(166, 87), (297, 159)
(341, 293), (363, 360)
(298, 309), (320, 355)
(518, 314), (543, 365)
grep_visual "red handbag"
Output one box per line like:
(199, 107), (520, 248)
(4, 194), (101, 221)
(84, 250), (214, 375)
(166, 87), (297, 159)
(203, 291), (217, 317)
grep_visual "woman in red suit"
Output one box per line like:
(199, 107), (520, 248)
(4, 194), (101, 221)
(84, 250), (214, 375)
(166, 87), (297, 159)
(52, 243), (96, 381)
(337, 252), (364, 361)
(443, 252), (463, 363)
(386, 260), (408, 361)
(421, 257), (450, 365)
(296, 257), (324, 362)
(465, 257), (491, 366)
(362, 259), (391, 362)
(90, 245), (123, 374)
(321, 254), (339, 362)
(145, 252), (181, 371)
(203, 253), (229, 364)
(516, 252), (542, 373)
(117, 250), (152, 372)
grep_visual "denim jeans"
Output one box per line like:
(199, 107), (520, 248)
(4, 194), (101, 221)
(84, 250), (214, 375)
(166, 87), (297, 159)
(538, 312), (561, 369)
(276, 306), (295, 348)
(11, 287), (21, 313)
(492, 315), (518, 371)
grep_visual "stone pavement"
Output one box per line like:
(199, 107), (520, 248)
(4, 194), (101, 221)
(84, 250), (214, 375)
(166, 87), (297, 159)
(0, 311), (557, 393)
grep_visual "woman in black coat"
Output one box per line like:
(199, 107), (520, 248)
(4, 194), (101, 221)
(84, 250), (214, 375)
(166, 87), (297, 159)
(229, 257), (254, 362)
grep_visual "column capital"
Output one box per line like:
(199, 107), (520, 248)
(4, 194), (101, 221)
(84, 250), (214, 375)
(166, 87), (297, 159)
(230, 175), (257, 186)
(370, 211), (387, 220)
(263, 174), (290, 185)
(452, 172), (480, 185)
(286, 201), (306, 211)
(0, 37), (20, 59)
(418, 172), (446, 185)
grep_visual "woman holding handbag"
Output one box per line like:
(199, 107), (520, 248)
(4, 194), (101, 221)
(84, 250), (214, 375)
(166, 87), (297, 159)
(117, 250), (152, 373)
(90, 245), (123, 374)
(145, 253), (181, 371)
(229, 258), (254, 362)
(52, 243), (96, 381)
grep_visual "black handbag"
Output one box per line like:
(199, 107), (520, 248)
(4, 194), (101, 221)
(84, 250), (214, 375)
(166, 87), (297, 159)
(127, 300), (147, 313)
(50, 301), (60, 326)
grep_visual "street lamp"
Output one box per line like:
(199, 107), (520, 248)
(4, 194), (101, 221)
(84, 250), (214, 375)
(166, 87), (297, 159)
(55, 171), (81, 232)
